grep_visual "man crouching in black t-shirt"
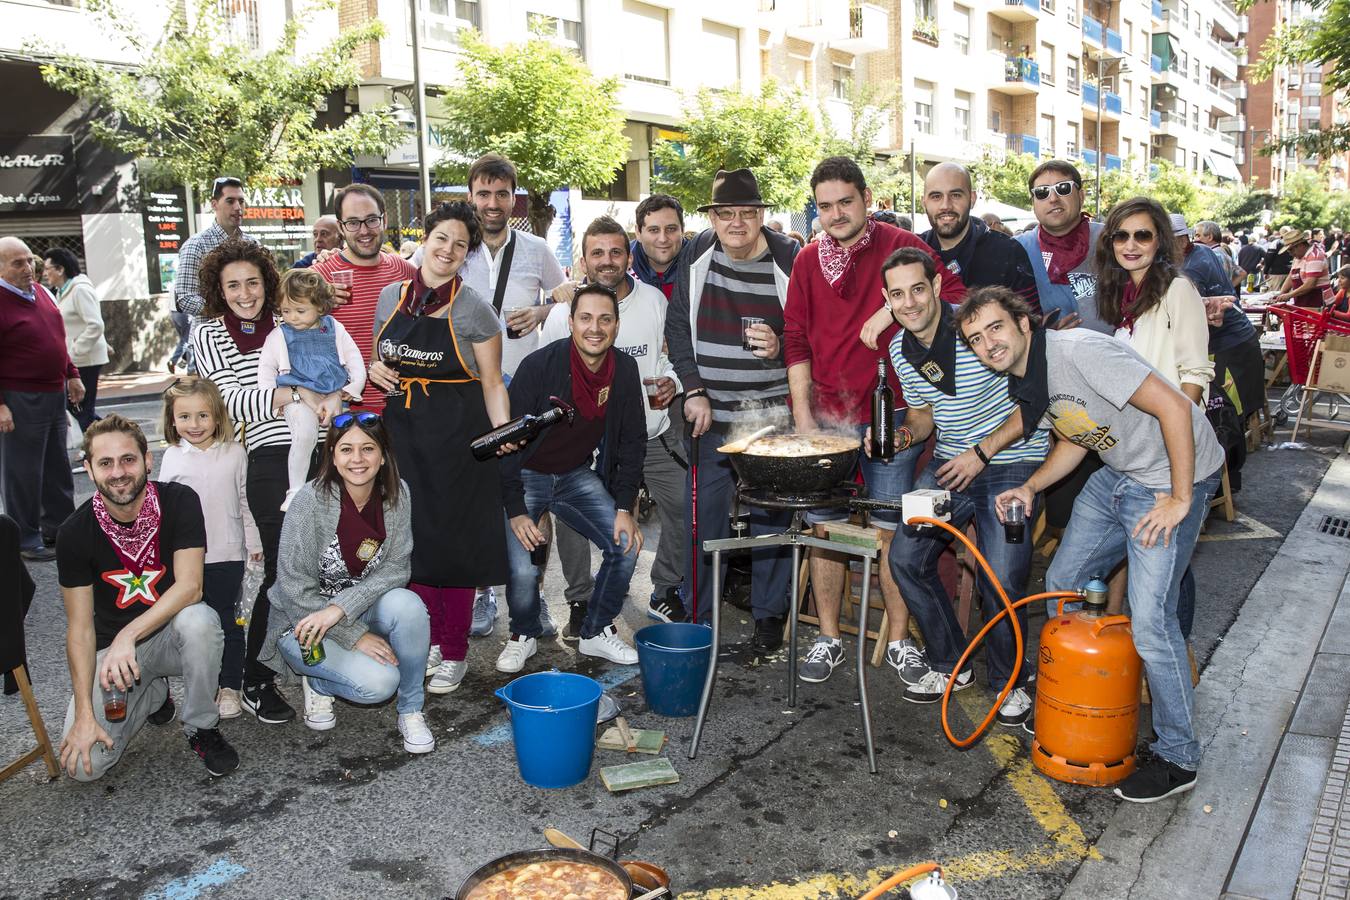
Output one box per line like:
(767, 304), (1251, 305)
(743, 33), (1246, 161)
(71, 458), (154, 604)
(56, 415), (238, 779)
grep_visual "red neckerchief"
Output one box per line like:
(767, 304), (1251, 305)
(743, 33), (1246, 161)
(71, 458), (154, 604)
(1038, 216), (1091, 285)
(336, 483), (385, 579)
(407, 271), (461, 318)
(221, 307), (275, 354)
(1120, 279), (1141, 335)
(569, 340), (615, 420)
(92, 482), (162, 577)
(817, 218), (877, 288)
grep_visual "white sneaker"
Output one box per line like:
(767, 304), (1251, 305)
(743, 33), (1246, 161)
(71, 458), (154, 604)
(495, 635), (538, 673)
(425, 645), (443, 677)
(216, 687), (242, 719)
(997, 686), (1033, 727)
(398, 711), (435, 754)
(427, 659), (467, 694)
(578, 625), (639, 665)
(301, 677), (335, 731)
(280, 488), (298, 513)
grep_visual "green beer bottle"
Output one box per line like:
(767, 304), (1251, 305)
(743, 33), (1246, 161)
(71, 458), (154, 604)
(303, 638), (326, 667)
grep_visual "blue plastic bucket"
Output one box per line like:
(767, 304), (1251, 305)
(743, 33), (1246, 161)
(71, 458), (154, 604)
(634, 623), (713, 717)
(494, 671), (602, 789)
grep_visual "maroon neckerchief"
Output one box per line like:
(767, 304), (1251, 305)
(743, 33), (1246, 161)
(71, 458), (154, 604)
(407, 271), (461, 318)
(1119, 279), (1141, 335)
(569, 340), (615, 420)
(336, 483), (386, 579)
(817, 218), (877, 288)
(221, 307), (275, 354)
(1039, 216), (1092, 285)
(92, 482), (162, 577)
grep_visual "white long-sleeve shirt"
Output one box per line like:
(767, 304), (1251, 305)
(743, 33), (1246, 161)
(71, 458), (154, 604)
(540, 276), (681, 440)
(1115, 275), (1214, 403)
(158, 439), (262, 565)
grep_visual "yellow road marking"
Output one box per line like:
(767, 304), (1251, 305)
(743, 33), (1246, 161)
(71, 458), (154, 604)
(677, 690), (1099, 899)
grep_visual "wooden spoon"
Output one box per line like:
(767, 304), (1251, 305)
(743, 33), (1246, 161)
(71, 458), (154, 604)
(543, 827), (585, 851)
(717, 424), (775, 454)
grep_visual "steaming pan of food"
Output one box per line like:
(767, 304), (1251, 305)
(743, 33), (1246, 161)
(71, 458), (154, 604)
(456, 848), (632, 900)
(722, 432), (861, 494)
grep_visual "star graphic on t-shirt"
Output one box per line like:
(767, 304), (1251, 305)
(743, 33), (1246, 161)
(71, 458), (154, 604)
(101, 568), (164, 609)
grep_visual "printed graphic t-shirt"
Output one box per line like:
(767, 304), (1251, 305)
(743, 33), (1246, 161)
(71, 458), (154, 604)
(57, 481), (207, 651)
(1039, 329), (1225, 490)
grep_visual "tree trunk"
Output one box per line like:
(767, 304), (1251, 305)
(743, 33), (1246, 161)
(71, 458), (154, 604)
(527, 190), (557, 237)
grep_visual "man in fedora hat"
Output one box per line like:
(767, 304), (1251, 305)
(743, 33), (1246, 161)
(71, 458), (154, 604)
(665, 168), (799, 651)
(1274, 225), (1333, 307)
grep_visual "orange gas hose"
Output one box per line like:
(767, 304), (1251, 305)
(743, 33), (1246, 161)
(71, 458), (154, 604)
(858, 861), (942, 900)
(905, 516), (1081, 749)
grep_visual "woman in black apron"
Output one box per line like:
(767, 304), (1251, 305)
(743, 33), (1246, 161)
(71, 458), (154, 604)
(369, 202), (510, 695)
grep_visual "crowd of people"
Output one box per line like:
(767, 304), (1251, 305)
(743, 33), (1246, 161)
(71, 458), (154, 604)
(2, 148), (1344, 806)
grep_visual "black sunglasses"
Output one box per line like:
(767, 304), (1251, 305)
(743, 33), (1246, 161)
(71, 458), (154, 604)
(331, 411), (381, 430)
(1110, 229), (1157, 245)
(1030, 180), (1078, 201)
(212, 176), (243, 197)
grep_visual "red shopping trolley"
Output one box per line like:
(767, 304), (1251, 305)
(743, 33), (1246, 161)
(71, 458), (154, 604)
(1267, 303), (1350, 426)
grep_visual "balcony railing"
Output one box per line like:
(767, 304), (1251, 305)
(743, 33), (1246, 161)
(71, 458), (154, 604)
(1150, 109), (1162, 128)
(1151, 54), (1163, 74)
(1106, 154), (1123, 171)
(1083, 15), (1103, 45)
(1151, 0), (1163, 20)
(1105, 27), (1122, 53)
(1082, 148), (1099, 166)
(1083, 81), (1098, 107)
(1007, 133), (1041, 156)
(1005, 56), (1041, 85)
(1004, 0), (1040, 11)
(1104, 91), (1122, 115)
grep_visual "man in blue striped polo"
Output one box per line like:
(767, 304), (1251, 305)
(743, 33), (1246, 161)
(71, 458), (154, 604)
(878, 247), (1048, 723)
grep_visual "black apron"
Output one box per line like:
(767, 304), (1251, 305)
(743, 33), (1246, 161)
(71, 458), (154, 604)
(376, 281), (509, 586)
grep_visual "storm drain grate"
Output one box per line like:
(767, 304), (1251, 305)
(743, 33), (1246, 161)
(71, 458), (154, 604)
(1318, 515), (1350, 539)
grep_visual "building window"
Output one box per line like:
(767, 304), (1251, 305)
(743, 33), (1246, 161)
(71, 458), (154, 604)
(913, 80), (935, 136)
(952, 5), (971, 55)
(832, 63), (852, 100)
(1040, 114), (1055, 153)
(622, 1), (670, 85)
(422, 0), (481, 48)
(219, 0), (261, 49)
(1122, 18), (1133, 53)
(701, 20), (741, 89)
(527, 3), (584, 55)
(915, 0), (934, 19)
(1039, 42), (1056, 85)
(1067, 56), (1079, 92)
(1068, 121), (1079, 156)
(954, 91), (972, 140)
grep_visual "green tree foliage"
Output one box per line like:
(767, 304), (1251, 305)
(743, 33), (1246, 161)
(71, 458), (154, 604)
(1271, 168), (1332, 230)
(432, 29), (629, 236)
(819, 80), (910, 210)
(652, 82), (822, 213)
(1205, 184), (1275, 231)
(968, 151), (1039, 209)
(1237, 0), (1349, 158)
(34, 0), (402, 192)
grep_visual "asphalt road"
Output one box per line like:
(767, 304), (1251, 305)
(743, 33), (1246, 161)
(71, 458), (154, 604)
(0, 392), (1342, 899)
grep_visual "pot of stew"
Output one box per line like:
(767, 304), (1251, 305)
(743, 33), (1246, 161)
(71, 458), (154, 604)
(719, 432), (861, 494)
(456, 848), (633, 900)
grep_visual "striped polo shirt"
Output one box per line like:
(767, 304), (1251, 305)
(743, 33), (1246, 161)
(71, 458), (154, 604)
(695, 248), (791, 433)
(889, 330), (1049, 463)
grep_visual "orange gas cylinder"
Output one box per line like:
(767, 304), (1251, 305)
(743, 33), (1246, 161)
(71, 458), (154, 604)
(1032, 579), (1142, 786)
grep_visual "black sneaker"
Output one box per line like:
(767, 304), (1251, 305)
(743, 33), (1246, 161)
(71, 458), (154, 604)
(562, 603), (587, 642)
(647, 586), (688, 623)
(147, 691), (176, 726)
(241, 681), (296, 725)
(1113, 755), (1197, 803)
(188, 727), (240, 776)
(750, 616), (784, 653)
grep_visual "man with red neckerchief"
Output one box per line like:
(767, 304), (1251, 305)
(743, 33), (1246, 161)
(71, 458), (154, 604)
(56, 415), (238, 780)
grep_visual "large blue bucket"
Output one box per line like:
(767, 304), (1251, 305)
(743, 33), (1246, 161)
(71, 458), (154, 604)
(494, 671), (602, 789)
(634, 623), (713, 717)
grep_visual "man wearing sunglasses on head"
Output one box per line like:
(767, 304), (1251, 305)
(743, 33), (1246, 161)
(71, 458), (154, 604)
(174, 177), (255, 363)
(1013, 161), (1112, 335)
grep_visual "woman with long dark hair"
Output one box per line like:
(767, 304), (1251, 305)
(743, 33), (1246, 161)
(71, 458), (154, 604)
(260, 411), (433, 753)
(367, 201), (510, 695)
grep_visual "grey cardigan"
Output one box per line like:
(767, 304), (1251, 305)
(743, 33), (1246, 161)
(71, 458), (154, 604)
(260, 479), (413, 677)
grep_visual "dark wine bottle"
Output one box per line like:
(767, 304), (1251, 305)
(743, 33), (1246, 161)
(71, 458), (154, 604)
(470, 396), (576, 461)
(870, 357), (895, 461)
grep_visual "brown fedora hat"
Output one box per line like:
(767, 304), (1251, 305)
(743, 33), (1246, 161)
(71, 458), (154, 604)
(697, 168), (770, 212)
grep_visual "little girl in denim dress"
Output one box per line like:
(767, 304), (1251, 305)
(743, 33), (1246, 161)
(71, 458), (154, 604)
(257, 269), (367, 510)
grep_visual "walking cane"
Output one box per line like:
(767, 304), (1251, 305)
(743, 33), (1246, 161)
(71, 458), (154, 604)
(688, 420), (700, 626)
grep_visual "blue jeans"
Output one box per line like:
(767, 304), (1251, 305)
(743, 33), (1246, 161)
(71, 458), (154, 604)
(505, 466), (639, 639)
(1045, 466), (1222, 771)
(888, 459), (1041, 686)
(278, 588), (430, 714)
(687, 434), (791, 623)
(806, 411), (923, 531)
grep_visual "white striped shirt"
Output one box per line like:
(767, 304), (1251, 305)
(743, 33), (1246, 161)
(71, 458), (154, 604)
(889, 333), (1048, 463)
(191, 318), (290, 452)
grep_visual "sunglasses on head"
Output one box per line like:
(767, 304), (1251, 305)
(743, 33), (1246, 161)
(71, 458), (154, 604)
(1030, 180), (1078, 201)
(212, 176), (243, 197)
(1111, 229), (1157, 245)
(331, 411), (381, 430)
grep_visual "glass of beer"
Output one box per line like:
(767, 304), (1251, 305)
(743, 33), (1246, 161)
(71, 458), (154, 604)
(643, 377), (663, 410)
(378, 339), (403, 398)
(1003, 498), (1026, 544)
(103, 682), (128, 722)
(741, 316), (766, 352)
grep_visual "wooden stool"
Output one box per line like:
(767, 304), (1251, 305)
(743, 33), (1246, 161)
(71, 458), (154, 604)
(1208, 462), (1236, 522)
(1, 664), (59, 783)
(951, 522), (980, 635)
(791, 521), (890, 668)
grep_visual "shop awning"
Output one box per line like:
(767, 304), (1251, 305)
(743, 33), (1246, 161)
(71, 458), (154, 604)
(1206, 152), (1242, 182)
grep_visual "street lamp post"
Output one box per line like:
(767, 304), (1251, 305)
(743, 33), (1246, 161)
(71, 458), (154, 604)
(408, 0), (433, 217)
